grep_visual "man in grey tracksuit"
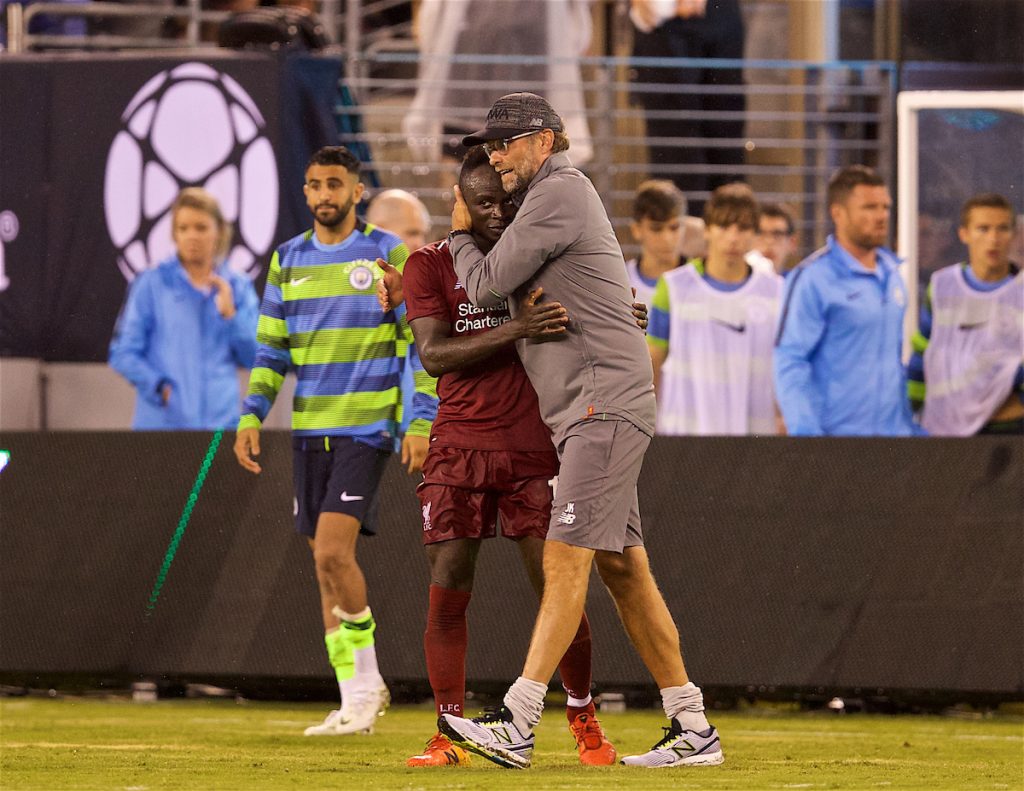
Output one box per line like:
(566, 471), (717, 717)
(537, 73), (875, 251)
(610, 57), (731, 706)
(438, 92), (724, 770)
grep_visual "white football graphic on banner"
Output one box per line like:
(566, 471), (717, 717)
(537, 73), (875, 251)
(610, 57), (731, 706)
(104, 62), (278, 281)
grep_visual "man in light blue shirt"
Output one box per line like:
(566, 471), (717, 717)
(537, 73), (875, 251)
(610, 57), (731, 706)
(774, 165), (919, 436)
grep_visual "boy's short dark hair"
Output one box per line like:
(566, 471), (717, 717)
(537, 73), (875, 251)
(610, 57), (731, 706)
(827, 165), (885, 208)
(306, 146), (362, 174)
(633, 180), (687, 222)
(704, 184), (760, 229)
(959, 192), (1014, 228)
(759, 203), (795, 235)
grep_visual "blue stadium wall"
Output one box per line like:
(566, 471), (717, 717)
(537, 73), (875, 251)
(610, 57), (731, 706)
(1, 433), (1021, 699)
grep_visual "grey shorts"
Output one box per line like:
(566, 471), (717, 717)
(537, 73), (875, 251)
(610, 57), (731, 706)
(546, 418), (650, 553)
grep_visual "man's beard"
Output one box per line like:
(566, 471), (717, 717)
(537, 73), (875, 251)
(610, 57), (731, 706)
(851, 227), (887, 250)
(313, 197), (354, 228)
(501, 170), (528, 195)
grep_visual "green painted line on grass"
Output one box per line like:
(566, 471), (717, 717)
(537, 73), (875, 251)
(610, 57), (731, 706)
(146, 431), (223, 614)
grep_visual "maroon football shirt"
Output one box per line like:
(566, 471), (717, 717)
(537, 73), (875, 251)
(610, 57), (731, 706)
(404, 241), (554, 452)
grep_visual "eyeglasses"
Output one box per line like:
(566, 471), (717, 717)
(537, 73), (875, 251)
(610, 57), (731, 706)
(482, 131), (540, 156)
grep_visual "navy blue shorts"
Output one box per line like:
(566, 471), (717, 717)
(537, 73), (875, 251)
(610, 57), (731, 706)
(292, 436), (392, 538)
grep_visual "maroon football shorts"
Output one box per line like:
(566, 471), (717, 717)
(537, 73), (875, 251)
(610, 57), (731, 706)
(417, 446), (558, 545)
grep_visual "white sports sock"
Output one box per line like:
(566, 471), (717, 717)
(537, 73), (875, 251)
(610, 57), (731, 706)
(566, 692), (593, 709)
(334, 606), (370, 622)
(340, 677), (357, 706)
(353, 644), (380, 681)
(503, 676), (547, 736)
(661, 682), (710, 732)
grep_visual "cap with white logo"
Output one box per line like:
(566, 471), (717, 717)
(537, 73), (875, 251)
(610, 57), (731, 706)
(462, 92), (564, 147)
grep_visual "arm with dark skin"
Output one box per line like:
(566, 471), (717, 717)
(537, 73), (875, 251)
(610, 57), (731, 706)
(377, 257), (568, 374)
(412, 287), (568, 377)
(379, 260), (648, 375)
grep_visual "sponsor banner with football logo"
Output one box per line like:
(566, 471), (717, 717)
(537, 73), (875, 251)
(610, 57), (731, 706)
(0, 53), (350, 362)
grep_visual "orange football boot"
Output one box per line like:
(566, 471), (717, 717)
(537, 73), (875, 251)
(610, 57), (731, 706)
(406, 732), (472, 767)
(568, 710), (617, 766)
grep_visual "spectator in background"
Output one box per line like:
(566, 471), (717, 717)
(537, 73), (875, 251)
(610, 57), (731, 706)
(774, 165), (919, 436)
(630, 0), (746, 218)
(754, 203), (799, 275)
(908, 193), (1023, 435)
(366, 189), (432, 254)
(1, 0), (88, 47)
(625, 180), (688, 306)
(647, 185), (782, 435)
(109, 188), (259, 430)
(403, 0), (594, 169)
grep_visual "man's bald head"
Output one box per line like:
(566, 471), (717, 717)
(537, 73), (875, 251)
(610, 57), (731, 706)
(366, 189), (432, 252)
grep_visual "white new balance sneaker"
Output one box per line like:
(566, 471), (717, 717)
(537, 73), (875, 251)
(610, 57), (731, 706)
(620, 720), (724, 767)
(303, 680), (390, 736)
(438, 706), (535, 769)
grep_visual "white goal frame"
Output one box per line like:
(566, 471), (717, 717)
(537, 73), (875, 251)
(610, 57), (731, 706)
(896, 90), (1024, 356)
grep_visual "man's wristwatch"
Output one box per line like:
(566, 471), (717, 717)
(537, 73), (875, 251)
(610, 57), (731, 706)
(447, 229), (471, 245)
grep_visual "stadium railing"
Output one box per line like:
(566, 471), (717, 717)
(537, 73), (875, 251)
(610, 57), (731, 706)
(4, 0), (228, 51)
(342, 52), (895, 261)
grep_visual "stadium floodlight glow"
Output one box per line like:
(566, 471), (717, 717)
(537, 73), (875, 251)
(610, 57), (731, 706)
(146, 431), (223, 615)
(0, 449), (9, 474)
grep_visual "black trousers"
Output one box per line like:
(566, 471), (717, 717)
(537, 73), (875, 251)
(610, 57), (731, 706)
(632, 2), (747, 216)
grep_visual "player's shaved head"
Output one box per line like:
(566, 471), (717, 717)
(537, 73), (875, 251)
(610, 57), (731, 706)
(366, 189), (431, 252)
(458, 146), (495, 192)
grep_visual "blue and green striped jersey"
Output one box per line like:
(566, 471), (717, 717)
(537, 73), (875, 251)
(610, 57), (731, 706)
(240, 221), (437, 448)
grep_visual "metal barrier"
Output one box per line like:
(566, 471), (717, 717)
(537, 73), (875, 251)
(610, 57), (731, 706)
(5, 0), (228, 51)
(2, 0), (383, 55)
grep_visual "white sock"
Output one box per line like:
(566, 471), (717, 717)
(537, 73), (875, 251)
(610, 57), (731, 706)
(567, 692), (593, 709)
(334, 605), (370, 622)
(661, 682), (710, 732)
(340, 677), (357, 707)
(333, 606), (380, 684)
(503, 676), (547, 736)
(353, 644), (380, 681)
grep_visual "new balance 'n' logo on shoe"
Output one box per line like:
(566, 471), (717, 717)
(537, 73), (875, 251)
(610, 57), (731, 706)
(619, 720), (724, 767)
(438, 706), (534, 769)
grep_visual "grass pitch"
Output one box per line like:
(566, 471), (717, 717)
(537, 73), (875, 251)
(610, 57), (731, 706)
(1, 697), (1021, 790)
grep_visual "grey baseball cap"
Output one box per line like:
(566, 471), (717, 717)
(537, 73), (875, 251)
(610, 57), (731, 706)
(462, 92), (564, 147)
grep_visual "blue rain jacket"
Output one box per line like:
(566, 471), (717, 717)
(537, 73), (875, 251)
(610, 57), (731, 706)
(774, 236), (920, 436)
(109, 257), (259, 430)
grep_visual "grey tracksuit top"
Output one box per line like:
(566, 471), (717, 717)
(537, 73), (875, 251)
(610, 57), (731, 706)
(451, 152), (657, 446)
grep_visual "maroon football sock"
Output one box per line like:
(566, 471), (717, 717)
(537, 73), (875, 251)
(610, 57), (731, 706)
(558, 612), (594, 721)
(424, 584), (471, 719)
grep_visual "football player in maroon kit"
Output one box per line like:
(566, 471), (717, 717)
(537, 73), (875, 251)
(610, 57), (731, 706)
(378, 146), (623, 768)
